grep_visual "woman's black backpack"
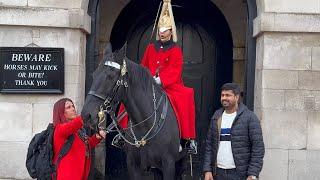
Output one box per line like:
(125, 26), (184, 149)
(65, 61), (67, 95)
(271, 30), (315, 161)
(26, 123), (74, 180)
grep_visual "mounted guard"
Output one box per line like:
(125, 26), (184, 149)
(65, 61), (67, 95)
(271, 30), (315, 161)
(117, 0), (197, 154)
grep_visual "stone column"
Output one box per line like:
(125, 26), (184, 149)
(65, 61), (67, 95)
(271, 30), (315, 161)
(254, 0), (320, 179)
(0, 0), (91, 179)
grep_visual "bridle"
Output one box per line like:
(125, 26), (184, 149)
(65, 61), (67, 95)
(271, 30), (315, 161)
(88, 59), (128, 129)
(88, 59), (168, 148)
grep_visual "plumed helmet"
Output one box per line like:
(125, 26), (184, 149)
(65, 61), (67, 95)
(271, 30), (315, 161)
(156, 0), (177, 42)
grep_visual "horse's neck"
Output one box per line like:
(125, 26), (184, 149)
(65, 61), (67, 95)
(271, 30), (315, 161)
(123, 78), (160, 129)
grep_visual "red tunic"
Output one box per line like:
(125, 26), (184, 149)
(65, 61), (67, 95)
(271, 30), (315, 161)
(120, 41), (196, 139)
(53, 116), (101, 180)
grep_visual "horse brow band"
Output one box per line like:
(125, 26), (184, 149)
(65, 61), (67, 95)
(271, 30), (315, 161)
(105, 61), (120, 70)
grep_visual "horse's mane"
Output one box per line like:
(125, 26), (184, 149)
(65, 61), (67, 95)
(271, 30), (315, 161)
(126, 59), (154, 91)
(102, 44), (158, 92)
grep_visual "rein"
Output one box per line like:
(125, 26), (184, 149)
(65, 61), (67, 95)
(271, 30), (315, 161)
(89, 59), (168, 148)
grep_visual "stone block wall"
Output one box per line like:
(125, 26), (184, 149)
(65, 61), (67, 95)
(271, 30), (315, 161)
(255, 1), (320, 178)
(0, 0), (88, 179)
(255, 21), (320, 180)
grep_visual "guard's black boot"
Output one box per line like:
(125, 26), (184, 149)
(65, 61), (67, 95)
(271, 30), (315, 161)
(112, 134), (125, 148)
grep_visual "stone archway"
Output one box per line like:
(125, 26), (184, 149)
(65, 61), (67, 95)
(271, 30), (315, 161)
(85, 0), (258, 179)
(110, 0), (233, 178)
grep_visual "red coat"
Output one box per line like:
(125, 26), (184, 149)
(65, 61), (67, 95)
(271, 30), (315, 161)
(53, 116), (101, 180)
(120, 41), (196, 139)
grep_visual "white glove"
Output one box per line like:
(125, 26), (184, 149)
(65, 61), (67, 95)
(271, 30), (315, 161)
(153, 76), (161, 85)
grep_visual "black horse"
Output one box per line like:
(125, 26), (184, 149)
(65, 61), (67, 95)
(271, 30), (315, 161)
(81, 45), (185, 180)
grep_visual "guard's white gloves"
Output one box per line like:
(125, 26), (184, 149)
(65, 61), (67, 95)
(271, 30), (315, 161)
(153, 76), (161, 85)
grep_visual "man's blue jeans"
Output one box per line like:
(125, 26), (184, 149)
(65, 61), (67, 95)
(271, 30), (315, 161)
(215, 168), (247, 180)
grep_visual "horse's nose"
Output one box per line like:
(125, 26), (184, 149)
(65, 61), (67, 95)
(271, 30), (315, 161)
(80, 108), (90, 121)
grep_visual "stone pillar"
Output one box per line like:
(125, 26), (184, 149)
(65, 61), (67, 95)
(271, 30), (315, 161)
(0, 0), (91, 179)
(254, 0), (320, 179)
(233, 47), (246, 90)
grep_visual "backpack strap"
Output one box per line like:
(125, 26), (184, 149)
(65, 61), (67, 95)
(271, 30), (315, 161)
(52, 135), (74, 180)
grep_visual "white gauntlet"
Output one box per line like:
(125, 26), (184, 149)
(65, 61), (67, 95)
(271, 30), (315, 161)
(153, 76), (161, 85)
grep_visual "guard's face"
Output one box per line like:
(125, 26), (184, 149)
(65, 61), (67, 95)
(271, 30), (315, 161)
(159, 29), (172, 42)
(220, 90), (239, 109)
(64, 100), (77, 120)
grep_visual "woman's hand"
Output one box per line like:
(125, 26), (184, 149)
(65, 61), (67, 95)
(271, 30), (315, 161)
(96, 129), (106, 139)
(99, 130), (106, 138)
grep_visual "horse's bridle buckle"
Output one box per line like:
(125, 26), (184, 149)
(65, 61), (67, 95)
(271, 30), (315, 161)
(135, 139), (147, 147)
(98, 110), (105, 122)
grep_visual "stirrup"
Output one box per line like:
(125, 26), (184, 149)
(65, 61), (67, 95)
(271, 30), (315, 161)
(187, 140), (197, 154)
(112, 134), (125, 148)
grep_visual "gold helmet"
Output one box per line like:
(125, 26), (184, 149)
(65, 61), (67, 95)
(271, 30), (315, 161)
(156, 0), (177, 42)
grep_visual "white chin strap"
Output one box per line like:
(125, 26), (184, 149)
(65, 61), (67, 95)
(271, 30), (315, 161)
(105, 61), (120, 70)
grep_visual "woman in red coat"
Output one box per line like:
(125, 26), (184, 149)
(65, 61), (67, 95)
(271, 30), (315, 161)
(52, 98), (106, 180)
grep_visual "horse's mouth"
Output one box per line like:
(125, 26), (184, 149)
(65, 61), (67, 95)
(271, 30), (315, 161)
(82, 113), (98, 129)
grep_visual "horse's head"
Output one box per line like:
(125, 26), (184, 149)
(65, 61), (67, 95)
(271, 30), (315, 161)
(81, 43), (128, 129)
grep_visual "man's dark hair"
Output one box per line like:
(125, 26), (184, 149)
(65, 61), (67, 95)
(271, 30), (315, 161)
(221, 83), (241, 95)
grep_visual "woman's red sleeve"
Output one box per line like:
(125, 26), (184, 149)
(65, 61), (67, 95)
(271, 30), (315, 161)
(54, 116), (83, 138)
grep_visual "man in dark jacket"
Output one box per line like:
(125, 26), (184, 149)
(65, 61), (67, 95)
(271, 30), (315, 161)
(203, 83), (265, 180)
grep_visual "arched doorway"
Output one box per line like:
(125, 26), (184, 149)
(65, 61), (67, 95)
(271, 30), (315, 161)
(86, 0), (257, 179)
(108, 0), (232, 178)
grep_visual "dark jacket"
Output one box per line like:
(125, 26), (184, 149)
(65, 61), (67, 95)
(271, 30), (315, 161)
(203, 103), (265, 177)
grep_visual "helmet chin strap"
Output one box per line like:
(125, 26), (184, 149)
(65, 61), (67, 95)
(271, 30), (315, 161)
(159, 34), (172, 43)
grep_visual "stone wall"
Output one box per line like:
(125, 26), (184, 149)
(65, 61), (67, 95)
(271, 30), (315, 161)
(255, 0), (320, 178)
(214, 0), (247, 90)
(0, 0), (88, 179)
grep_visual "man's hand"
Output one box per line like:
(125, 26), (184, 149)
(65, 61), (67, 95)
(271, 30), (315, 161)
(153, 76), (161, 85)
(204, 172), (214, 180)
(247, 176), (257, 180)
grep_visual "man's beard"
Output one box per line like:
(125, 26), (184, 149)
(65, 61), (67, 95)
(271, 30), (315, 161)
(222, 100), (232, 108)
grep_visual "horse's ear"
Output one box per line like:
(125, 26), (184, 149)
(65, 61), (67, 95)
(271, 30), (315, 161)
(102, 42), (113, 64)
(114, 42), (127, 65)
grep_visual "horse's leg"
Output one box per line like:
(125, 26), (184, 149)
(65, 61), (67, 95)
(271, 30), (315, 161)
(126, 153), (142, 180)
(161, 157), (176, 180)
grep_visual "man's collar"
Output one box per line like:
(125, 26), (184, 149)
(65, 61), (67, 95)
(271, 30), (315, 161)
(154, 39), (175, 51)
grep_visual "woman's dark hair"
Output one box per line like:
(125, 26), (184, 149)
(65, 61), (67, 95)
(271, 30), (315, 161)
(221, 83), (241, 95)
(52, 98), (74, 127)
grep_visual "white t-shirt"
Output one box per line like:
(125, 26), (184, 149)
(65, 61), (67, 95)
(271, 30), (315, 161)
(217, 110), (237, 169)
